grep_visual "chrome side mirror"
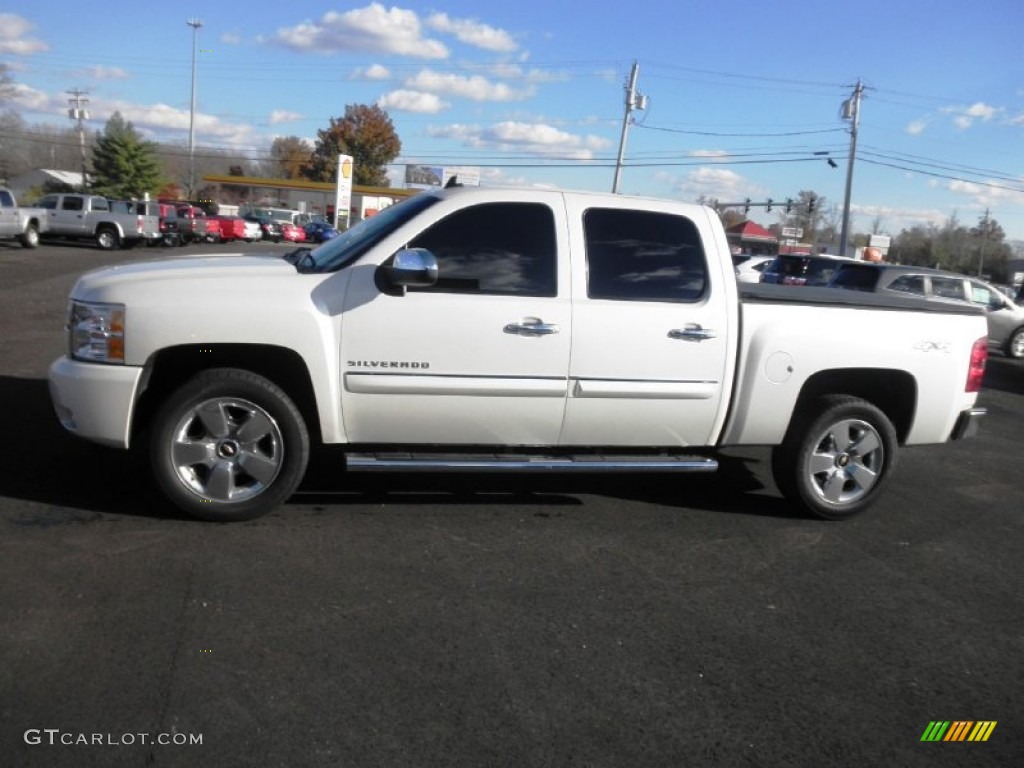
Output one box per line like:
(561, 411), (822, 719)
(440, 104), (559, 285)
(377, 248), (439, 294)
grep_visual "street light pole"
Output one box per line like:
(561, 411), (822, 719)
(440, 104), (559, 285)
(186, 18), (203, 198)
(612, 61), (644, 194)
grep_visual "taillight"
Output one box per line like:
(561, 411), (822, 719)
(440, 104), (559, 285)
(966, 336), (988, 393)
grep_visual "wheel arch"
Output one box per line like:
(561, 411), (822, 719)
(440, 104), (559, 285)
(132, 344), (322, 447)
(788, 368), (917, 444)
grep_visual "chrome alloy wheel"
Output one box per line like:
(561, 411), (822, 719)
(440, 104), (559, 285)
(804, 417), (884, 506)
(169, 397), (284, 503)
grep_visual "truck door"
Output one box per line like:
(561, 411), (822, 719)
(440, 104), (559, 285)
(559, 201), (735, 447)
(51, 195), (87, 236)
(0, 189), (15, 236)
(339, 195), (572, 445)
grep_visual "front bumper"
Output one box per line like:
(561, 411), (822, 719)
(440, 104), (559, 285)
(951, 407), (986, 441)
(48, 356), (144, 449)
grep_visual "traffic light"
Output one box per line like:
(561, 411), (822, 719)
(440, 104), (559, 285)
(743, 198), (751, 214)
(807, 196), (816, 214)
(785, 198), (793, 214)
(766, 198), (773, 213)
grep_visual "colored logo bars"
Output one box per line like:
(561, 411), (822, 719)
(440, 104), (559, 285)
(921, 721), (997, 742)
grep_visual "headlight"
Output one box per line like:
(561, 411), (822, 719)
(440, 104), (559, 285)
(69, 301), (125, 364)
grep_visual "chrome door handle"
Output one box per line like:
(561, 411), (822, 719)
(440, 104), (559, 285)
(668, 324), (717, 341)
(504, 318), (560, 336)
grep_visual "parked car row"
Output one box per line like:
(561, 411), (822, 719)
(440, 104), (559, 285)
(740, 252), (1024, 359)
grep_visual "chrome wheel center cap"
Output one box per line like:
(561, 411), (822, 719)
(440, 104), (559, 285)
(218, 441), (240, 459)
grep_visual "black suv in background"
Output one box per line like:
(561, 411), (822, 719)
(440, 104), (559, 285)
(759, 253), (851, 286)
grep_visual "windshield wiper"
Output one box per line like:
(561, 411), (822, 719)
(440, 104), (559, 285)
(283, 247), (312, 269)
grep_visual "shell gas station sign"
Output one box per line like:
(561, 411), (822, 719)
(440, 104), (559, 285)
(334, 154), (354, 228)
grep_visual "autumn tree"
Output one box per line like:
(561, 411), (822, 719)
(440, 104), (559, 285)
(305, 104), (400, 187)
(269, 136), (313, 179)
(90, 112), (163, 199)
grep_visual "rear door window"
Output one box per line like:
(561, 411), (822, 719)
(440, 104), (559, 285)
(583, 208), (707, 302)
(886, 275), (926, 296)
(931, 277), (967, 301)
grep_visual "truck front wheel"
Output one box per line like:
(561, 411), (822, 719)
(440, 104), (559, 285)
(96, 227), (119, 250)
(150, 369), (310, 522)
(772, 395), (898, 521)
(19, 224), (40, 248)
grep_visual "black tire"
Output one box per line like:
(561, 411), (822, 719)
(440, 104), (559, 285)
(1006, 327), (1024, 359)
(771, 395), (898, 521)
(96, 227), (119, 250)
(150, 368), (310, 522)
(19, 224), (40, 248)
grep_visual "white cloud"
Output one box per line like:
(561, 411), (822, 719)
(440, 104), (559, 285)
(8, 83), (52, 111)
(222, 32), (241, 45)
(405, 69), (533, 102)
(0, 14), (47, 54)
(377, 90), (449, 113)
(949, 179), (1024, 209)
(906, 120), (927, 136)
(690, 149), (729, 158)
(426, 12), (517, 53)
(657, 167), (764, 203)
(73, 66), (129, 81)
(429, 122), (610, 160)
(273, 4), (448, 59)
(269, 110), (303, 124)
(941, 101), (1001, 129)
(353, 64), (391, 80)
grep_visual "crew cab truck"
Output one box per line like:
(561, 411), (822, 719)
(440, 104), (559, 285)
(0, 187), (48, 247)
(48, 187), (988, 522)
(37, 193), (160, 250)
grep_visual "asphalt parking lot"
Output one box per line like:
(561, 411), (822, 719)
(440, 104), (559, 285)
(1, 240), (1022, 767)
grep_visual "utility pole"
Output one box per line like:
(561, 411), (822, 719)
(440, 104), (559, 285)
(612, 61), (646, 194)
(67, 88), (90, 192)
(838, 80), (864, 258)
(187, 17), (203, 198)
(977, 207), (990, 277)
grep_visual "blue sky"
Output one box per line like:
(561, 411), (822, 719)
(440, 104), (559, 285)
(3, 1), (1023, 240)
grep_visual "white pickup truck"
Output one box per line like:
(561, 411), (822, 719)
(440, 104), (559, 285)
(49, 186), (988, 522)
(0, 187), (48, 247)
(37, 193), (160, 250)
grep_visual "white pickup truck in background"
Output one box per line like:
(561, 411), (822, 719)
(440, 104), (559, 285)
(49, 186), (988, 522)
(0, 187), (48, 247)
(37, 193), (160, 250)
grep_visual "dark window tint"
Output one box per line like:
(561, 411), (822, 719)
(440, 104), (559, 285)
(0, 190), (14, 207)
(38, 196), (58, 210)
(584, 208), (706, 302)
(61, 197), (84, 212)
(830, 265), (881, 291)
(886, 275), (926, 296)
(409, 202), (557, 296)
(932, 277), (967, 301)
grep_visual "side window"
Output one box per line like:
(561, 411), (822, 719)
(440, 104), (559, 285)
(408, 202), (557, 297)
(886, 275), (926, 295)
(38, 196), (58, 210)
(91, 197), (109, 212)
(0, 190), (14, 207)
(61, 197), (84, 212)
(970, 281), (1002, 310)
(932, 277), (967, 301)
(584, 208), (707, 302)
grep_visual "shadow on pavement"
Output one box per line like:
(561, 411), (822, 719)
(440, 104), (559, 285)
(1, 375), (798, 523)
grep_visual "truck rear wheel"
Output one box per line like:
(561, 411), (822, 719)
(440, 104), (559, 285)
(771, 395), (898, 520)
(19, 224), (40, 248)
(150, 368), (310, 522)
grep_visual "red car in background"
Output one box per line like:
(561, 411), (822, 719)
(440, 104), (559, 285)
(279, 222), (306, 243)
(211, 215), (247, 243)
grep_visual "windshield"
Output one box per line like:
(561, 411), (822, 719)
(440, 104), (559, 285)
(300, 193), (440, 273)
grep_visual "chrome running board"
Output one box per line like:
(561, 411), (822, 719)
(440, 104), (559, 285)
(345, 452), (718, 473)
